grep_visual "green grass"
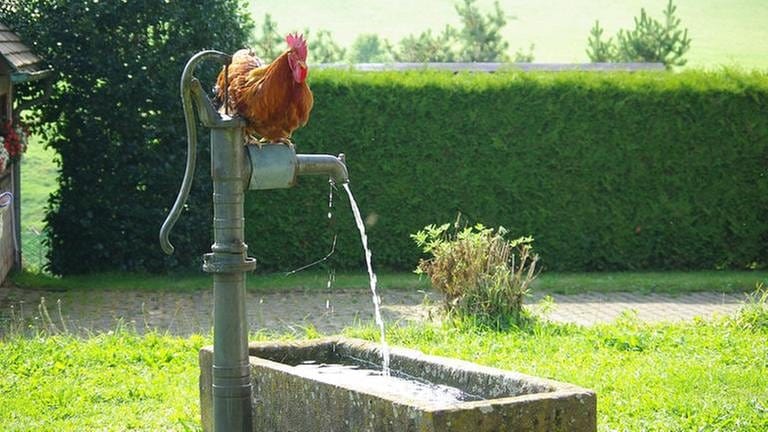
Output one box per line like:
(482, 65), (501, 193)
(249, 0), (768, 70)
(19, 135), (57, 232)
(0, 331), (206, 431)
(347, 313), (768, 431)
(19, 135), (58, 271)
(9, 269), (428, 293)
(535, 271), (768, 295)
(11, 269), (766, 296)
(1, 307), (766, 431)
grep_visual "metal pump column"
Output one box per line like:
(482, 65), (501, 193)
(205, 120), (254, 432)
(161, 50), (349, 432)
(160, 50), (254, 432)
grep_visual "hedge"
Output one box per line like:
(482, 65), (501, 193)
(17, 44), (766, 274)
(244, 69), (768, 273)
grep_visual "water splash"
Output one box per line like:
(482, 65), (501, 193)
(327, 180), (334, 220)
(343, 183), (390, 375)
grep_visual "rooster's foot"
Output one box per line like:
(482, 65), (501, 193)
(274, 138), (295, 149)
(252, 137), (294, 149)
(244, 135), (263, 147)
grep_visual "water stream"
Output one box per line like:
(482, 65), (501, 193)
(343, 183), (391, 376)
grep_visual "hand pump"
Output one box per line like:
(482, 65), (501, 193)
(160, 51), (348, 432)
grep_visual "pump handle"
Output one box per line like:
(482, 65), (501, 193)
(160, 50), (231, 255)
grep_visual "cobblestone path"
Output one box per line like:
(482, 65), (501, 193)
(0, 286), (748, 336)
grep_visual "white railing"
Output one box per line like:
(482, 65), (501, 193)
(316, 62), (666, 72)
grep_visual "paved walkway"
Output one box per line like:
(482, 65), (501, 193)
(0, 286), (748, 336)
(531, 291), (745, 326)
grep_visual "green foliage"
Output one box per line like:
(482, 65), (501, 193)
(250, 0), (530, 64)
(253, 13), (283, 62)
(250, 1), (531, 64)
(412, 219), (538, 326)
(347, 33), (391, 63)
(586, 20), (615, 63)
(512, 43), (535, 63)
(251, 0), (768, 70)
(252, 13), (346, 64)
(392, 26), (459, 63)
(0, 0), (254, 275)
(390, 0), (532, 63)
(304, 29), (346, 63)
(247, 68), (768, 274)
(5, 0), (766, 276)
(733, 283), (768, 331)
(587, 0), (692, 69)
(616, 0), (692, 67)
(455, 0), (510, 62)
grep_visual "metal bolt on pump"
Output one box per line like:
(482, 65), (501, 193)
(160, 50), (348, 432)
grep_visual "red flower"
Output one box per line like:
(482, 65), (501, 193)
(1, 119), (27, 162)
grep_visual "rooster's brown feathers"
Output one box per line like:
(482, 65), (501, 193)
(216, 39), (313, 143)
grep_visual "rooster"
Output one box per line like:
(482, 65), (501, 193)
(215, 33), (314, 145)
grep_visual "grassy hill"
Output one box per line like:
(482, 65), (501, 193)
(20, 135), (57, 232)
(249, 0), (768, 70)
(19, 136), (57, 269)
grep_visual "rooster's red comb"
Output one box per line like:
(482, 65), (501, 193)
(286, 33), (308, 60)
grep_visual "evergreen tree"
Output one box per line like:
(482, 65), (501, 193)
(348, 34), (391, 63)
(586, 0), (691, 69)
(253, 13), (282, 61)
(586, 21), (615, 63)
(390, 0), (533, 63)
(304, 29), (346, 63)
(392, 26), (458, 63)
(455, 0), (510, 62)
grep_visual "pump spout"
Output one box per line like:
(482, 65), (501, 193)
(296, 153), (349, 184)
(245, 146), (349, 190)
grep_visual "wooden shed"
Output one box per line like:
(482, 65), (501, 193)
(0, 22), (50, 283)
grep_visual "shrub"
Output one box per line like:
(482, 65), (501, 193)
(412, 218), (538, 326)
(1, 0), (254, 274)
(733, 283), (768, 332)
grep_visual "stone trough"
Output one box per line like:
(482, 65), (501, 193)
(200, 337), (596, 432)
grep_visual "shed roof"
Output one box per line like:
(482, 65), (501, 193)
(0, 21), (50, 83)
